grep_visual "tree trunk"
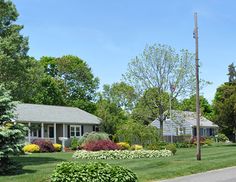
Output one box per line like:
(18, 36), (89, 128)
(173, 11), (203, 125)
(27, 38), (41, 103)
(159, 119), (164, 140)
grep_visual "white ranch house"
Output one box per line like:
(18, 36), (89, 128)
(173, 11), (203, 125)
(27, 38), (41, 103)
(15, 104), (101, 146)
(151, 110), (218, 137)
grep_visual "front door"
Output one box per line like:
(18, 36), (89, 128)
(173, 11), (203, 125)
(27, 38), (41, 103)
(49, 126), (54, 138)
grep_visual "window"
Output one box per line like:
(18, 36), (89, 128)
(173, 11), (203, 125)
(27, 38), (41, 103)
(31, 130), (38, 137)
(70, 125), (81, 137)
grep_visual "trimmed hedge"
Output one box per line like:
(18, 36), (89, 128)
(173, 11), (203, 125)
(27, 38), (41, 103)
(73, 149), (172, 160)
(51, 162), (137, 182)
(53, 144), (62, 152)
(83, 140), (120, 151)
(32, 139), (55, 152)
(22, 144), (40, 153)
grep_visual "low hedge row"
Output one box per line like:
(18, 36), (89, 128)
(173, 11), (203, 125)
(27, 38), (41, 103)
(51, 162), (137, 182)
(73, 149), (172, 160)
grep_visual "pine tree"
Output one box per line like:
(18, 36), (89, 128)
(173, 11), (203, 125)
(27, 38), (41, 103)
(227, 63), (236, 83)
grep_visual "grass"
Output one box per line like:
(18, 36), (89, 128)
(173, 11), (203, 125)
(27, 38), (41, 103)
(1, 144), (236, 182)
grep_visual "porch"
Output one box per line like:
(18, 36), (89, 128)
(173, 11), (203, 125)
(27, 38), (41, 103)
(24, 122), (98, 146)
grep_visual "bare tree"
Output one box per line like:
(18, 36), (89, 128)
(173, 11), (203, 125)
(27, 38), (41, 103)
(123, 44), (196, 137)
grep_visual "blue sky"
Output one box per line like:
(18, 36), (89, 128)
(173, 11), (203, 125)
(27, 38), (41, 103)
(13, 0), (236, 102)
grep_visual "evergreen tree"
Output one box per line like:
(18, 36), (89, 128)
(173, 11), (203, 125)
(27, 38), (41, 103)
(227, 63), (236, 83)
(0, 85), (27, 174)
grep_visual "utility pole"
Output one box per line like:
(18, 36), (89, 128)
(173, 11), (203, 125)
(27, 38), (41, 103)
(194, 12), (201, 160)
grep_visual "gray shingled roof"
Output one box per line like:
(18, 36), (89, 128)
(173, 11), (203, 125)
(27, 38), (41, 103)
(15, 103), (101, 125)
(171, 110), (218, 127)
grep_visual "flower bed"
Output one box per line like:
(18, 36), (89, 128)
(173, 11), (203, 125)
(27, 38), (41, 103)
(73, 149), (172, 160)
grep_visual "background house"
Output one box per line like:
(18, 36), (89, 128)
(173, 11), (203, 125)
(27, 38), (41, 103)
(15, 103), (101, 146)
(151, 110), (218, 142)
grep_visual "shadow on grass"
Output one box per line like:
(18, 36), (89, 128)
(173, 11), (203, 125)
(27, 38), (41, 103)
(1, 168), (37, 176)
(13, 156), (66, 166)
(2, 156), (66, 176)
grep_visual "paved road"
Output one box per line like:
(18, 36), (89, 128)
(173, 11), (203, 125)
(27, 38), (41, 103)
(158, 166), (236, 182)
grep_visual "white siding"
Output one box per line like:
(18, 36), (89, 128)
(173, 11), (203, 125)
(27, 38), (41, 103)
(151, 119), (192, 136)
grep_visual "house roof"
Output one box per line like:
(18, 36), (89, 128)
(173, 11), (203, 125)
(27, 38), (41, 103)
(169, 110), (218, 127)
(15, 103), (101, 125)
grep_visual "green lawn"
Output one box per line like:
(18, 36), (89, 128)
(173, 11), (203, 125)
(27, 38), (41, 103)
(1, 145), (236, 182)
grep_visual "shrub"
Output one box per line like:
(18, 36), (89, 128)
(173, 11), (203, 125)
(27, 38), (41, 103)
(83, 140), (120, 151)
(51, 162), (138, 182)
(22, 144), (40, 153)
(116, 142), (130, 150)
(146, 144), (161, 150)
(53, 144), (62, 152)
(190, 136), (206, 145)
(165, 144), (177, 155)
(73, 149), (172, 160)
(116, 121), (160, 146)
(70, 137), (79, 150)
(130, 144), (143, 150)
(32, 139), (55, 152)
(205, 139), (213, 146)
(78, 132), (109, 146)
(175, 142), (194, 148)
(217, 133), (229, 142)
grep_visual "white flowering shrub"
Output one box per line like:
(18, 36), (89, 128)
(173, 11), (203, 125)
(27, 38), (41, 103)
(73, 149), (172, 160)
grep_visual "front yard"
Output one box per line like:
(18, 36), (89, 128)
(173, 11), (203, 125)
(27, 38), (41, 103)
(1, 145), (236, 182)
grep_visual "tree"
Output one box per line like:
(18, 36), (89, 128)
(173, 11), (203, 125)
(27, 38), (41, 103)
(227, 63), (236, 83)
(39, 55), (99, 113)
(95, 99), (127, 135)
(116, 120), (160, 146)
(131, 88), (176, 125)
(213, 82), (236, 141)
(0, 85), (27, 174)
(102, 82), (137, 113)
(178, 95), (213, 120)
(0, 0), (30, 100)
(30, 75), (66, 105)
(123, 44), (196, 136)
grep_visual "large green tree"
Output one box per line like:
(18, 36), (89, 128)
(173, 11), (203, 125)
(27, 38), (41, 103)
(95, 99), (127, 135)
(0, 0), (30, 100)
(213, 63), (236, 141)
(213, 83), (236, 141)
(123, 44), (197, 136)
(102, 82), (137, 113)
(178, 95), (213, 120)
(132, 88), (178, 125)
(39, 55), (99, 113)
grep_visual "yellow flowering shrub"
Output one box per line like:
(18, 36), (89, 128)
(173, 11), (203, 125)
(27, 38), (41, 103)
(53, 143), (62, 152)
(130, 144), (143, 150)
(116, 142), (130, 150)
(23, 144), (40, 153)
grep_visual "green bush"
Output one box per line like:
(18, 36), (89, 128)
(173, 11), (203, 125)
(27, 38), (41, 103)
(205, 139), (213, 146)
(146, 143), (161, 150)
(70, 137), (79, 150)
(175, 142), (194, 148)
(78, 132), (110, 147)
(217, 133), (229, 142)
(116, 120), (160, 146)
(51, 162), (138, 182)
(165, 144), (177, 155)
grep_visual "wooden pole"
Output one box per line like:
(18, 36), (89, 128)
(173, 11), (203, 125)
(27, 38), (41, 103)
(194, 12), (201, 160)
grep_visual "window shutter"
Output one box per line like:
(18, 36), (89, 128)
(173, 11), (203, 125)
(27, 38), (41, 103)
(67, 125), (70, 138)
(81, 125), (84, 136)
